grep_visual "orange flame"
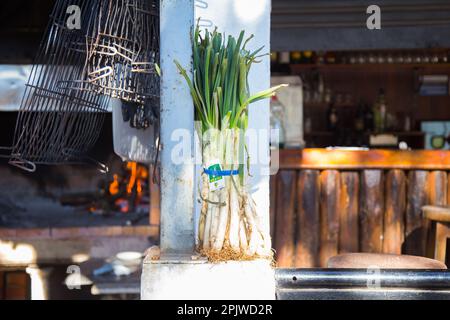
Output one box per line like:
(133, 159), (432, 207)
(125, 162), (148, 195)
(126, 162), (137, 194)
(109, 174), (120, 195)
(107, 162), (149, 213)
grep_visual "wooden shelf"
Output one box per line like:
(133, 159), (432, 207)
(0, 225), (159, 240)
(304, 102), (349, 108)
(304, 131), (333, 136)
(279, 148), (450, 170)
(288, 63), (450, 73)
(305, 131), (424, 136)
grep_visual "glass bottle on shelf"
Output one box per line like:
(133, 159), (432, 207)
(326, 100), (339, 132)
(279, 51), (290, 64)
(304, 117), (312, 134)
(270, 51), (278, 64)
(270, 95), (286, 149)
(373, 88), (387, 133)
(290, 51), (302, 64)
(302, 51), (314, 64)
(364, 103), (374, 132)
(354, 101), (365, 146)
(315, 51), (325, 65)
(325, 51), (336, 64)
(354, 101), (365, 132)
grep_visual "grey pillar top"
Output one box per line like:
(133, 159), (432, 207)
(159, 0), (195, 254)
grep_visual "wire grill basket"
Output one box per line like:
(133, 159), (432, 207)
(3, 0), (110, 172)
(2, 0), (161, 172)
(82, 0), (160, 105)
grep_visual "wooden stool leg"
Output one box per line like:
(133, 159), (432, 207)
(434, 222), (448, 263)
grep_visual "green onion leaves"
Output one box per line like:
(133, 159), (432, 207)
(175, 23), (286, 132)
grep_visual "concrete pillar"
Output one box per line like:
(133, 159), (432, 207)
(159, 0), (196, 254)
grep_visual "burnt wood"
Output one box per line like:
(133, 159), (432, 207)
(275, 170), (297, 267)
(339, 172), (359, 253)
(279, 149), (450, 170)
(270, 175), (277, 246)
(296, 170), (320, 267)
(360, 170), (384, 253)
(319, 170), (340, 267)
(383, 170), (406, 254)
(404, 170), (429, 256)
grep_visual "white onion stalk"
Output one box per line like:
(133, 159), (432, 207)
(212, 129), (233, 251)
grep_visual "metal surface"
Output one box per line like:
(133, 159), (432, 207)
(276, 268), (450, 289)
(82, 0), (160, 106)
(4, 0), (110, 172)
(112, 98), (158, 164)
(0, 65), (116, 112)
(276, 268), (450, 300)
(0, 65), (32, 111)
(277, 288), (450, 300)
(3, 0), (161, 171)
(159, 0), (195, 253)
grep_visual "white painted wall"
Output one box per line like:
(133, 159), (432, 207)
(158, 0), (272, 252)
(159, 0), (196, 253)
(194, 0), (272, 242)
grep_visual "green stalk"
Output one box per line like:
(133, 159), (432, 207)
(176, 23), (288, 183)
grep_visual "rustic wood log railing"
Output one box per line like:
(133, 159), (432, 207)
(272, 149), (450, 268)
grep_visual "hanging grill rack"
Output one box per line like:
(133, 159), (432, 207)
(1, 0), (108, 172)
(3, 0), (110, 172)
(2, 0), (161, 172)
(80, 0), (160, 106)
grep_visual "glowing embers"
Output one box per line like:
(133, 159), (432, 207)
(89, 161), (150, 214)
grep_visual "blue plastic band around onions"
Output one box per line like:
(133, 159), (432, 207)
(204, 168), (240, 176)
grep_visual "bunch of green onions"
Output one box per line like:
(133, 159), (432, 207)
(175, 24), (285, 132)
(175, 24), (286, 259)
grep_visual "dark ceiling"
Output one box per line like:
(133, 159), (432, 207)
(271, 0), (450, 50)
(0, 0), (54, 63)
(0, 0), (450, 63)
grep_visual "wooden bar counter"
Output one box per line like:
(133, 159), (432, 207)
(272, 149), (450, 268)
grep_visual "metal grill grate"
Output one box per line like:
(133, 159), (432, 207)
(4, 0), (109, 172)
(2, 0), (160, 172)
(80, 0), (160, 106)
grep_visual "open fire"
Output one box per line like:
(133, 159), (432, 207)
(89, 161), (150, 215)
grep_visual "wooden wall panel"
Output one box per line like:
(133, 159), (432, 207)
(4, 271), (28, 300)
(0, 271), (3, 300)
(270, 167), (449, 267)
(270, 175), (277, 247)
(274, 170), (297, 267)
(319, 170), (340, 267)
(383, 170), (406, 254)
(295, 170), (320, 267)
(404, 170), (429, 256)
(448, 172), (450, 208)
(339, 172), (359, 253)
(427, 171), (448, 206)
(360, 170), (384, 253)
(425, 171), (448, 258)
(280, 149), (450, 170)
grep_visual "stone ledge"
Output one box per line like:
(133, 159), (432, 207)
(0, 225), (159, 240)
(141, 256), (275, 300)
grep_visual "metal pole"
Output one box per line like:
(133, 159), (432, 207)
(159, 0), (195, 254)
(276, 268), (450, 289)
